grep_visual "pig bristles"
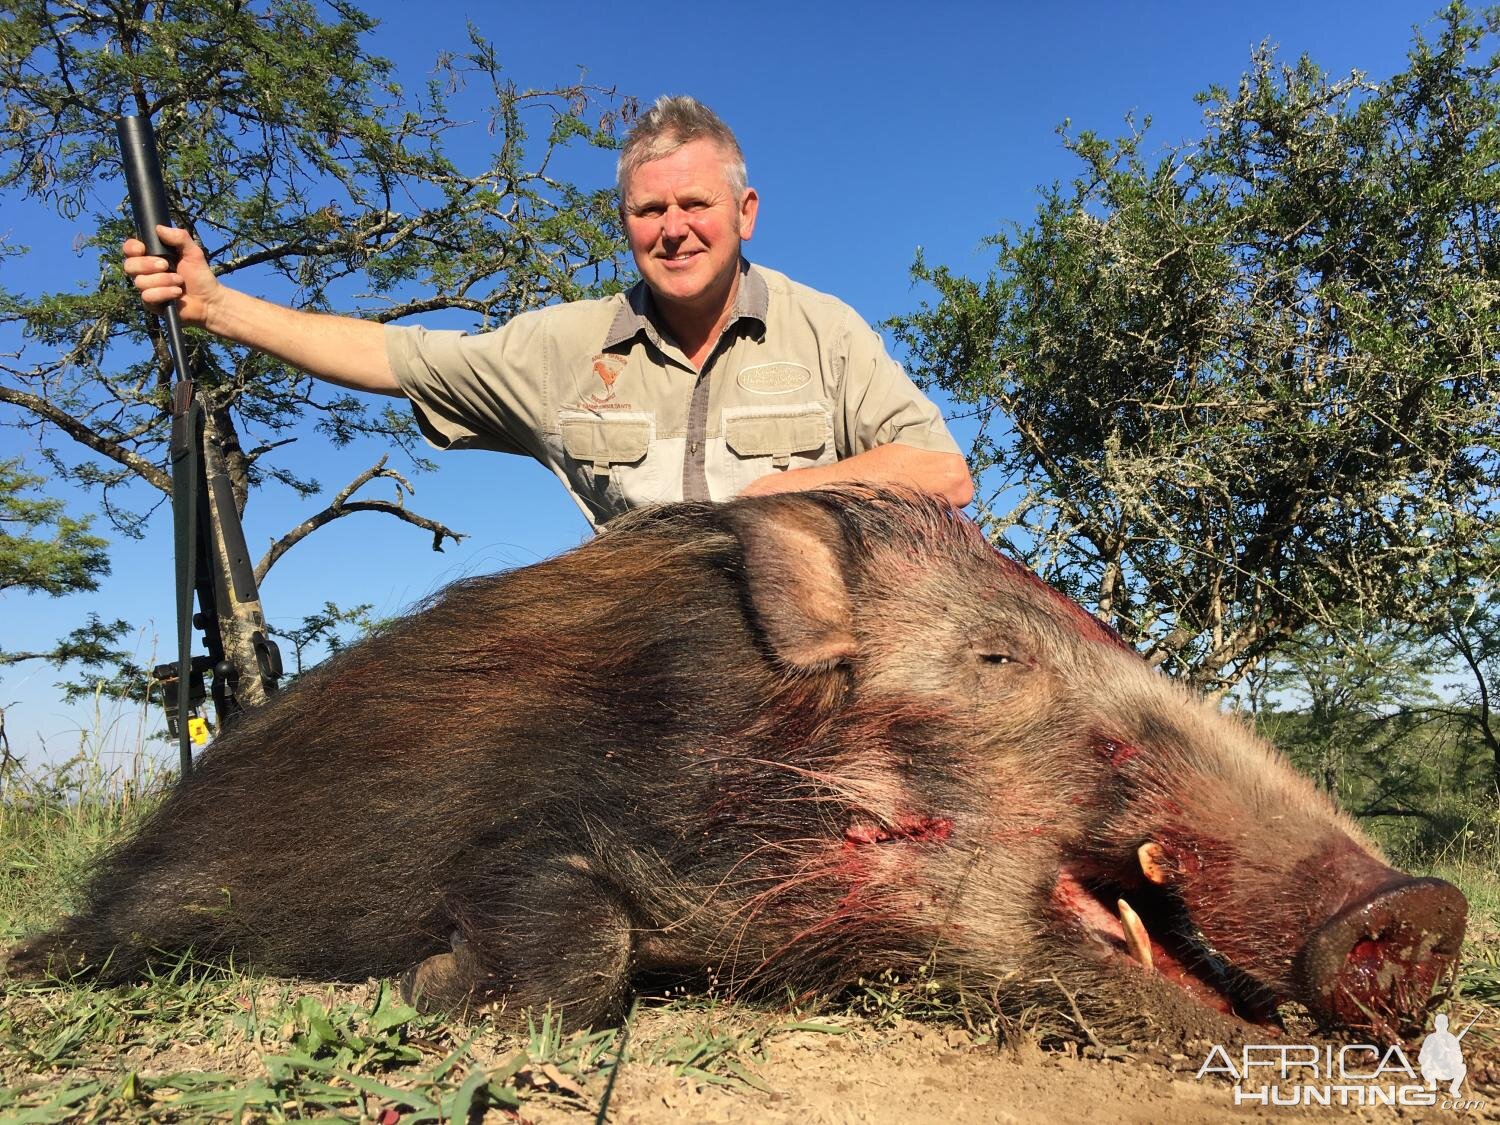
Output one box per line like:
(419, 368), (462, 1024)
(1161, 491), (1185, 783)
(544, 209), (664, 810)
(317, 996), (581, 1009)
(6, 486), (1462, 1045)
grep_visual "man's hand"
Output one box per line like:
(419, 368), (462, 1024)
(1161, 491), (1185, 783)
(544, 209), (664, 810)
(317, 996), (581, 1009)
(119, 223), (400, 396)
(122, 224), (220, 328)
(738, 446), (974, 507)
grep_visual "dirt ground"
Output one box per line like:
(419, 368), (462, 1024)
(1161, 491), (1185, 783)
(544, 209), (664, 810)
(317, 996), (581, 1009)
(503, 1011), (1500, 1125)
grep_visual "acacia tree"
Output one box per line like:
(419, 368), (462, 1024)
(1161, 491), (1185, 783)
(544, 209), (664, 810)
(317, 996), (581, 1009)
(1260, 629), (1450, 810)
(0, 457), (132, 677)
(0, 0), (632, 707)
(1432, 593), (1500, 793)
(891, 4), (1499, 692)
(265, 599), (374, 679)
(1248, 601), (1499, 850)
(0, 458), (109, 601)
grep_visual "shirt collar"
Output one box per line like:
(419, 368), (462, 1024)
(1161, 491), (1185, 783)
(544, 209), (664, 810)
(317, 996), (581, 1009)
(603, 258), (768, 351)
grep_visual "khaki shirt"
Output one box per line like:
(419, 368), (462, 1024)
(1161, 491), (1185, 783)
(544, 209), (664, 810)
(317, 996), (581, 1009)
(386, 261), (961, 529)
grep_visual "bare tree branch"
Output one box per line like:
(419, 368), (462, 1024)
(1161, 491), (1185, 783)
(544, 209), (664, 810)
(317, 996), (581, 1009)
(254, 456), (464, 583)
(0, 380), (170, 493)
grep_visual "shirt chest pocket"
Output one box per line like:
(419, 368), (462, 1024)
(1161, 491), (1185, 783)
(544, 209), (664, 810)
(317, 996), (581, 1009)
(558, 410), (670, 516)
(718, 402), (835, 496)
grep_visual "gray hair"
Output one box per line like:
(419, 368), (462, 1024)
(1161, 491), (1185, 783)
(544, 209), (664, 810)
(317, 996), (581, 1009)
(616, 95), (748, 204)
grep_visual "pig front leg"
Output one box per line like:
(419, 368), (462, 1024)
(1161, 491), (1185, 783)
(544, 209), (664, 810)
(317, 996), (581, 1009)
(401, 856), (636, 1026)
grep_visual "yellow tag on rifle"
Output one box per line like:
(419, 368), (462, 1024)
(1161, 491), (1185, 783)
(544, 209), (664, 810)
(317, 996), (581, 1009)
(187, 717), (210, 745)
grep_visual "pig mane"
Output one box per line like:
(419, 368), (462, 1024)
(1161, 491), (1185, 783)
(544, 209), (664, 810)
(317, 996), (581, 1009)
(709, 485), (1129, 654)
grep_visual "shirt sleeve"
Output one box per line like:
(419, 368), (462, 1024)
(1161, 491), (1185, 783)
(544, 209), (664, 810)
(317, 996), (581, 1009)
(385, 314), (552, 460)
(834, 315), (962, 458)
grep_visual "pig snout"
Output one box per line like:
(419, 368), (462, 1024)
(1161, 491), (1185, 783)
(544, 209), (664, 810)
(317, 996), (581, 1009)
(1081, 704), (1470, 1042)
(1298, 875), (1467, 1040)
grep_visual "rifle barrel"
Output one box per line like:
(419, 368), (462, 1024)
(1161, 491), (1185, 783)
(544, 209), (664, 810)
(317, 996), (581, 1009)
(116, 115), (191, 387)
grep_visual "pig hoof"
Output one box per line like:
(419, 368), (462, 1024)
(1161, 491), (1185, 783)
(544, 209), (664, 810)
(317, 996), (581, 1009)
(399, 935), (494, 1017)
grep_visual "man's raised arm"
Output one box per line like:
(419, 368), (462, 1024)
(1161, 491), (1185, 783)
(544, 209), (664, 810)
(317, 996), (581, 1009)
(123, 223), (400, 396)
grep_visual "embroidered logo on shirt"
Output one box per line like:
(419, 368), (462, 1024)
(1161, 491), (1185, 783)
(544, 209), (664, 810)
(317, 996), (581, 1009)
(576, 353), (633, 410)
(737, 362), (812, 395)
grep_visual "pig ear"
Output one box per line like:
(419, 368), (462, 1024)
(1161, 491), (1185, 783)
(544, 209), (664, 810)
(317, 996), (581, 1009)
(724, 497), (856, 672)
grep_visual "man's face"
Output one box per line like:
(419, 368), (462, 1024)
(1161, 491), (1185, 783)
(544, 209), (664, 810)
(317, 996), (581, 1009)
(622, 138), (758, 321)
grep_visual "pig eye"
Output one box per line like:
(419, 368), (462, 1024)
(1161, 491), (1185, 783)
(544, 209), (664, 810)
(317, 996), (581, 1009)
(969, 636), (1031, 667)
(973, 647), (1026, 668)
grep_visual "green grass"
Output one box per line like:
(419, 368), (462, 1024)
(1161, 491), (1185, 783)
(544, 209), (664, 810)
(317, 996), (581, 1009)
(0, 971), (610, 1122)
(0, 960), (851, 1122)
(0, 695), (171, 940)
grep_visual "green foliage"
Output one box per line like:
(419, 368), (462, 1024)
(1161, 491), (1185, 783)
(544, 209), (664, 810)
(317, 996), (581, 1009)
(0, 456), (141, 697)
(0, 736), (169, 936)
(0, 0), (633, 700)
(1434, 591), (1500, 792)
(0, 458), (110, 599)
(890, 4), (1499, 691)
(266, 599), (373, 678)
(0, 970), (519, 1123)
(1255, 629), (1489, 836)
(1243, 588), (1499, 833)
(275, 985), (425, 1070)
(46, 615), (157, 705)
(0, 615), (151, 716)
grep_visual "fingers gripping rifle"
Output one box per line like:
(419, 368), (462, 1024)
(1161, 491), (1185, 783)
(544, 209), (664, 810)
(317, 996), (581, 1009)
(116, 116), (282, 778)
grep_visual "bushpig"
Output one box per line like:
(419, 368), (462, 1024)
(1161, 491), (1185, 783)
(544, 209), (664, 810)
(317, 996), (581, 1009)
(8, 488), (1467, 1043)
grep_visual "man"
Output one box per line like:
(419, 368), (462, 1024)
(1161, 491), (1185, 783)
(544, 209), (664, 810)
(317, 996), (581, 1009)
(124, 96), (972, 528)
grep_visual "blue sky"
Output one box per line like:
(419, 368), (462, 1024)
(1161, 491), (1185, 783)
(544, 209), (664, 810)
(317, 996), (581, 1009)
(1, 0), (1442, 761)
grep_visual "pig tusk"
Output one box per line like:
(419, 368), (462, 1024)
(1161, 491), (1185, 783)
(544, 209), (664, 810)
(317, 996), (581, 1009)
(1118, 898), (1154, 971)
(1138, 842), (1169, 885)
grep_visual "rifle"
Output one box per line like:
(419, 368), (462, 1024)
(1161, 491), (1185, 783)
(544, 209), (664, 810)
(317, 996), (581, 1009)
(115, 115), (282, 778)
